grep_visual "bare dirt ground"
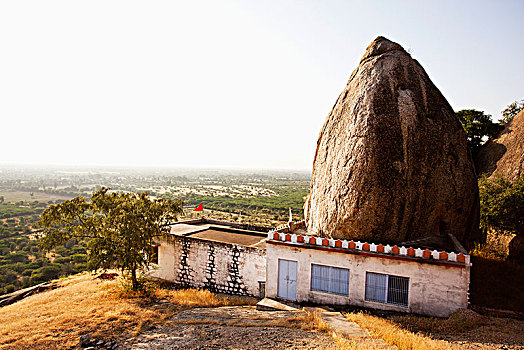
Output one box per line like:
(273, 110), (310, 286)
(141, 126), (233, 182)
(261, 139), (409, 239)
(125, 323), (338, 350)
(122, 306), (340, 350)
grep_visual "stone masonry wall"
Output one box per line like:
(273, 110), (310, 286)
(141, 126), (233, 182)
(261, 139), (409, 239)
(151, 236), (266, 297)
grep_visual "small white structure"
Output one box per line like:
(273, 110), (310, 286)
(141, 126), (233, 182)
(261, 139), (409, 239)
(151, 218), (471, 317)
(265, 221), (471, 317)
(151, 218), (268, 297)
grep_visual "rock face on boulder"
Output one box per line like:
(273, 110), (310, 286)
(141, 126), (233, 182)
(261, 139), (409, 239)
(305, 36), (480, 249)
(476, 109), (524, 181)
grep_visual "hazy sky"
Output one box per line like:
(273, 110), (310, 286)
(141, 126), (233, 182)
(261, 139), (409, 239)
(1, 0), (522, 171)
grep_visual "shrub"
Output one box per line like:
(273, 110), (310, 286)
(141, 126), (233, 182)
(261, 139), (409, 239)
(4, 284), (16, 294)
(71, 254), (87, 263)
(479, 175), (524, 235)
(54, 257), (70, 264)
(6, 252), (28, 264)
(22, 269), (34, 276)
(30, 265), (61, 284)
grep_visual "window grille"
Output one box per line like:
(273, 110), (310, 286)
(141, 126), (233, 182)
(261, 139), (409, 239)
(387, 275), (409, 306)
(365, 272), (409, 307)
(311, 264), (350, 296)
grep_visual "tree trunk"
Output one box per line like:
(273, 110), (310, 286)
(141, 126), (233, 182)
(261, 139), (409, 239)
(131, 268), (138, 291)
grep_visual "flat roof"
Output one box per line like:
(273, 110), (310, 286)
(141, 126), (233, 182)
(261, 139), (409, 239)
(188, 229), (266, 248)
(169, 219), (269, 248)
(170, 223), (209, 235)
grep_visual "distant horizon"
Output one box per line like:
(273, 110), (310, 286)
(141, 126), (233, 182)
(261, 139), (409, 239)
(0, 162), (312, 174)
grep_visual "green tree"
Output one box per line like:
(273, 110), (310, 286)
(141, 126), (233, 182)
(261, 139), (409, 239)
(479, 176), (524, 235)
(37, 188), (184, 290)
(456, 109), (503, 159)
(30, 265), (61, 284)
(501, 99), (524, 125)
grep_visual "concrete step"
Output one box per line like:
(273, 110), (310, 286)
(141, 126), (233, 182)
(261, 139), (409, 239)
(256, 298), (300, 312)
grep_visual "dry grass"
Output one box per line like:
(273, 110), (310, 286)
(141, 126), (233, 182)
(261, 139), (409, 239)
(330, 333), (358, 349)
(389, 309), (524, 349)
(4, 270), (521, 350)
(388, 309), (489, 334)
(344, 309), (524, 350)
(344, 311), (458, 350)
(305, 309), (331, 332)
(0, 273), (139, 349)
(151, 287), (257, 308)
(330, 333), (387, 350)
(271, 309), (330, 332)
(0, 272), (256, 350)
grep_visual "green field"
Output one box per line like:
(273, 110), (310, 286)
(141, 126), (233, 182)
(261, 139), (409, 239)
(0, 191), (74, 203)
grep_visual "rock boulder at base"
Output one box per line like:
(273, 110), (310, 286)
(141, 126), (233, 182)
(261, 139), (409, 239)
(305, 36), (480, 249)
(508, 234), (524, 264)
(476, 109), (524, 181)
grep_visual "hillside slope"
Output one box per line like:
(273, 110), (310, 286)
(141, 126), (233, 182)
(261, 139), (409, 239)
(0, 273), (256, 349)
(1, 272), (523, 350)
(477, 109), (524, 180)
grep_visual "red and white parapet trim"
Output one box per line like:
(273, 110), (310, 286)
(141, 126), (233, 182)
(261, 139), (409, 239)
(268, 221), (471, 266)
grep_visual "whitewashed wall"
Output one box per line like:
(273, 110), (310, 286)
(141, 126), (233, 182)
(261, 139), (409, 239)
(266, 243), (470, 317)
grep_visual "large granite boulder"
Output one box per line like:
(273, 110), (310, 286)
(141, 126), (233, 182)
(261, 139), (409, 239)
(476, 109), (524, 181)
(305, 36), (480, 249)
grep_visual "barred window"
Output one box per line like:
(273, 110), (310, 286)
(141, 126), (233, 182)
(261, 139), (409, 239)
(311, 264), (350, 296)
(365, 272), (409, 307)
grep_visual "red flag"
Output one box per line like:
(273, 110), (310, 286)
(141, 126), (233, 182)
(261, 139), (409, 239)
(193, 202), (204, 212)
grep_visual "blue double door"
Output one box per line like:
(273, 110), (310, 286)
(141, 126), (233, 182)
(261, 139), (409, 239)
(277, 259), (297, 301)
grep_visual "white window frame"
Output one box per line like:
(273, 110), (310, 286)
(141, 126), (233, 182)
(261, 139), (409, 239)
(310, 263), (350, 296)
